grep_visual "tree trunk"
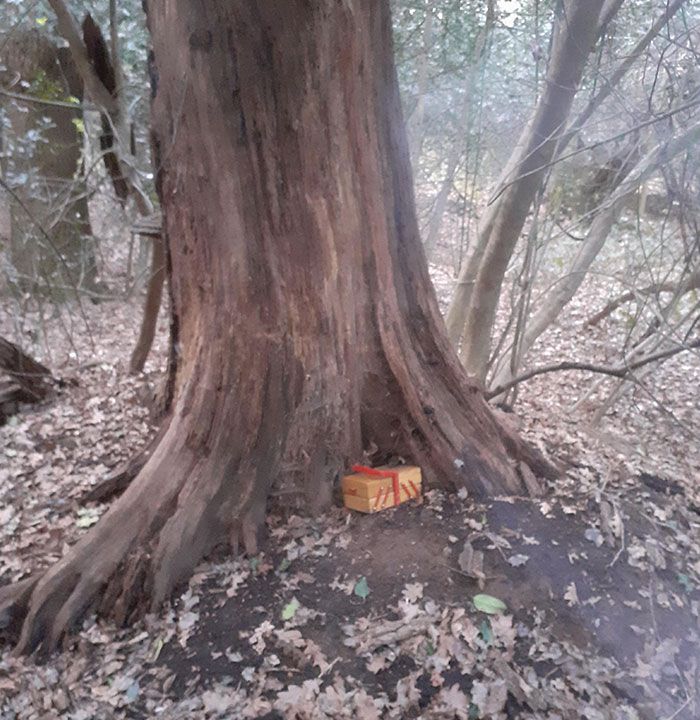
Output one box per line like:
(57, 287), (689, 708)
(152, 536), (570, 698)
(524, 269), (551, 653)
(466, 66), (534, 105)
(406, 1), (433, 167)
(128, 237), (166, 374)
(445, 0), (606, 380)
(12, 0), (553, 655)
(489, 120), (700, 392)
(0, 29), (99, 293)
(423, 0), (495, 258)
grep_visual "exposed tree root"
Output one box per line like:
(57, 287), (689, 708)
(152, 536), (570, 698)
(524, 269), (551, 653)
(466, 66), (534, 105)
(0, 577), (38, 644)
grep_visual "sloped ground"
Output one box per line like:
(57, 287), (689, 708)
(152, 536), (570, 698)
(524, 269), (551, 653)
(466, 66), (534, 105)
(1, 264), (699, 719)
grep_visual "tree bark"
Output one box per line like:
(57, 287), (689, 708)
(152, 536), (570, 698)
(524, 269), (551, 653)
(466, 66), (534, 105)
(12, 1), (554, 655)
(445, 0), (606, 379)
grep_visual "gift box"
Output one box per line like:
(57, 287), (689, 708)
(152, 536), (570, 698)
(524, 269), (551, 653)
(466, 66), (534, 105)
(342, 465), (422, 513)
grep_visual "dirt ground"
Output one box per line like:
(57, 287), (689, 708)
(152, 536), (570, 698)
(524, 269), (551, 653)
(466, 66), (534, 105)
(1, 262), (700, 718)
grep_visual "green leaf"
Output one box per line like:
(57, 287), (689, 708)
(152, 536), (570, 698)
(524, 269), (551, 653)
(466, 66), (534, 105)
(353, 576), (370, 599)
(72, 117), (85, 134)
(36, 16), (47, 26)
(678, 572), (692, 592)
(281, 597), (300, 620)
(277, 557), (290, 573)
(480, 619), (492, 645)
(5, 448), (17, 457)
(249, 557), (260, 572)
(469, 704), (480, 719)
(472, 593), (507, 614)
(425, 639), (435, 655)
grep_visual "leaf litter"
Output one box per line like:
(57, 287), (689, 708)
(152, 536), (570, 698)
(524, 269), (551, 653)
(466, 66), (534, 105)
(1, 264), (700, 718)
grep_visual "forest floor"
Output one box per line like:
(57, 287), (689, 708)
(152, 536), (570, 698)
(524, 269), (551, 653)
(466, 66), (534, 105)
(1, 260), (700, 719)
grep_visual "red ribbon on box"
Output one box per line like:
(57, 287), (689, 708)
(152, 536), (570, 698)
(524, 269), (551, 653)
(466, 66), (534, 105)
(352, 465), (401, 510)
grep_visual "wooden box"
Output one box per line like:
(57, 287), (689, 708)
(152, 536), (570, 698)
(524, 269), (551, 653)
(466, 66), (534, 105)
(342, 465), (422, 513)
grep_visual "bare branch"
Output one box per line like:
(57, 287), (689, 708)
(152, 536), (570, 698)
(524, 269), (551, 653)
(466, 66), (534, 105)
(0, 87), (97, 111)
(586, 271), (700, 327)
(485, 338), (700, 400)
(570, 0), (688, 148)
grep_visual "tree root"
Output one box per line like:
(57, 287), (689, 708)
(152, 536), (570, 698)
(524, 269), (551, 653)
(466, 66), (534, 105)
(0, 577), (38, 644)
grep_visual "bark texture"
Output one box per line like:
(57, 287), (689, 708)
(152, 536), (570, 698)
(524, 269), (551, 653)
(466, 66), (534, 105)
(13, 1), (553, 655)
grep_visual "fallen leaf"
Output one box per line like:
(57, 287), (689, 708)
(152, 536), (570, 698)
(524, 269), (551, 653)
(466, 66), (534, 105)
(564, 582), (579, 606)
(473, 594), (507, 614)
(354, 576), (370, 599)
(281, 597), (300, 620)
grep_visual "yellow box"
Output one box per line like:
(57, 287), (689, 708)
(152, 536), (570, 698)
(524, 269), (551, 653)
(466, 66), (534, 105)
(342, 465), (422, 513)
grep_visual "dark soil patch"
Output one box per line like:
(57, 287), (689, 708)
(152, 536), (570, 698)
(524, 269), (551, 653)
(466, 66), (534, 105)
(151, 487), (700, 718)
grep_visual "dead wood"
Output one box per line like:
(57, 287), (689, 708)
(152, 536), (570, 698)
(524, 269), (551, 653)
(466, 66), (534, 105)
(586, 271), (700, 327)
(0, 577), (38, 643)
(0, 336), (53, 401)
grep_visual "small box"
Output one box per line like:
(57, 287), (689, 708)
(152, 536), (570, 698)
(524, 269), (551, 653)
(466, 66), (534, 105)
(342, 465), (422, 513)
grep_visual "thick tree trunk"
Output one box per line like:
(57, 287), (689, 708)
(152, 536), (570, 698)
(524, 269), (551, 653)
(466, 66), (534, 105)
(445, 0), (606, 379)
(13, 1), (553, 655)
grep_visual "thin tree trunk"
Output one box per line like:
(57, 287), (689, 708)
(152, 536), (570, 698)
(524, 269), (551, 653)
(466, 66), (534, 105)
(561, 0), (687, 156)
(423, 0), (495, 258)
(450, 0), (606, 380)
(490, 121), (700, 391)
(406, 1), (433, 167)
(12, 0), (554, 656)
(48, 0), (162, 370)
(128, 237), (165, 374)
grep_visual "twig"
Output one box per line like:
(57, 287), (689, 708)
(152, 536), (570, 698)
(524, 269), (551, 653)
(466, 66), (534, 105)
(485, 338), (700, 400)
(0, 88), (96, 111)
(0, 176), (94, 351)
